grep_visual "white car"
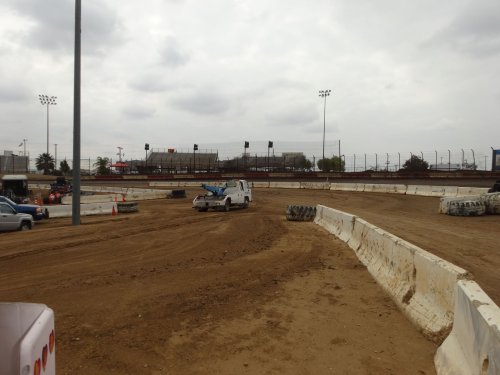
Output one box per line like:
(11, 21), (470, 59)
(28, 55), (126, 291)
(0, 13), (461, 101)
(0, 202), (34, 231)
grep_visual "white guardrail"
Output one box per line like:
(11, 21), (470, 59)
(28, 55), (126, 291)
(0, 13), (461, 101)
(314, 205), (500, 375)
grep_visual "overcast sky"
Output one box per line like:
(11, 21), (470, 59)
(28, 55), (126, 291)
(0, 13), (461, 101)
(1, 0), (499, 163)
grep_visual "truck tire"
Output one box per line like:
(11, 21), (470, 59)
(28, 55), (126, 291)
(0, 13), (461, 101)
(446, 198), (486, 216)
(20, 221), (32, 231)
(286, 205), (317, 221)
(483, 192), (500, 214)
(224, 199), (231, 212)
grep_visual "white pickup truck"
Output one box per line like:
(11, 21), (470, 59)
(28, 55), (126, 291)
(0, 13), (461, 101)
(193, 180), (252, 212)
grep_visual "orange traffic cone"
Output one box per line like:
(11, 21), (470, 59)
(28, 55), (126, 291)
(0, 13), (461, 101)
(112, 205), (117, 216)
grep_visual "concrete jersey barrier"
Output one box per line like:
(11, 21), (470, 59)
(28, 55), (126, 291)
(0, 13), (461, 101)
(45, 202), (117, 218)
(314, 205), (470, 342)
(314, 205), (355, 242)
(435, 280), (500, 375)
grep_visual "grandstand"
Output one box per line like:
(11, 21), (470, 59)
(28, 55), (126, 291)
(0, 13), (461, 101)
(143, 150), (219, 173)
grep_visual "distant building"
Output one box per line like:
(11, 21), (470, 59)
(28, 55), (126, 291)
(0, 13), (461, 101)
(0, 151), (29, 174)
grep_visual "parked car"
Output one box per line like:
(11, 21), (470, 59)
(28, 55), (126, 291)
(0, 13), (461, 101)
(0, 196), (49, 221)
(0, 202), (34, 231)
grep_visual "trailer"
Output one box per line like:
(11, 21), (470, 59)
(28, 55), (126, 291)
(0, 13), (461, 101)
(0, 174), (30, 203)
(193, 180), (252, 212)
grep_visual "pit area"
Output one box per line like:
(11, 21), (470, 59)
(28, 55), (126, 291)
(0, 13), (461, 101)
(1, 186), (499, 374)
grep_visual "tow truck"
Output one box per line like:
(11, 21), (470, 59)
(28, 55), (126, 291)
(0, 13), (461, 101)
(193, 180), (252, 212)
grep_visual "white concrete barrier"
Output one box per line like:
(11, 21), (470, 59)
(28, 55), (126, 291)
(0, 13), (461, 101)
(30, 183), (51, 190)
(300, 182), (330, 190)
(406, 185), (420, 195)
(315, 206), (470, 342)
(363, 184), (376, 193)
(62, 194), (118, 204)
(269, 181), (301, 189)
(370, 184), (407, 194)
(457, 187), (489, 196)
(251, 181), (270, 188)
(414, 186), (448, 197)
(150, 181), (179, 187)
(0, 303), (56, 375)
(435, 280), (500, 375)
(329, 183), (358, 192)
(355, 183), (366, 192)
(314, 205), (355, 242)
(46, 202), (117, 218)
(62, 190), (171, 204)
(443, 186), (459, 197)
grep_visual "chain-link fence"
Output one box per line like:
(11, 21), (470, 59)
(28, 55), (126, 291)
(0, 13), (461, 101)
(1, 144), (497, 174)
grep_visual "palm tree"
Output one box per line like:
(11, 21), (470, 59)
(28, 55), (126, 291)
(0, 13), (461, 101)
(35, 153), (55, 175)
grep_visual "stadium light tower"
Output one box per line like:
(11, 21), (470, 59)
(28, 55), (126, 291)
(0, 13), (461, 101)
(39, 95), (57, 155)
(319, 90), (331, 164)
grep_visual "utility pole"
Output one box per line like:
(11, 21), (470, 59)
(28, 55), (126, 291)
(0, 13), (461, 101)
(72, 0), (81, 225)
(54, 144), (58, 170)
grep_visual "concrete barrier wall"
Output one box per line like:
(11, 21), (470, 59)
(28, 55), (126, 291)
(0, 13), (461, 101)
(269, 181), (301, 189)
(150, 182), (179, 187)
(315, 205), (470, 342)
(61, 190), (171, 204)
(435, 280), (500, 375)
(314, 205), (355, 242)
(329, 183), (358, 191)
(251, 181), (270, 188)
(46, 202), (117, 218)
(457, 187), (489, 196)
(30, 183), (51, 190)
(300, 182), (330, 190)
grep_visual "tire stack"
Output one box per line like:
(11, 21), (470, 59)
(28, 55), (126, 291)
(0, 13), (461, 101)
(440, 192), (500, 216)
(483, 192), (500, 215)
(286, 205), (317, 221)
(446, 199), (486, 216)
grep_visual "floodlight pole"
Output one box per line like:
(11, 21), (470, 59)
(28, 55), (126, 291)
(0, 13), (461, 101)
(39, 95), (57, 155)
(319, 90), (331, 167)
(72, 0), (81, 225)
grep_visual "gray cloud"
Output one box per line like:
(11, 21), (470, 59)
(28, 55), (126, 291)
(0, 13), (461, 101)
(122, 106), (156, 119)
(266, 107), (317, 128)
(4, 0), (125, 55)
(160, 37), (190, 68)
(129, 75), (172, 93)
(0, 84), (30, 102)
(424, 1), (500, 57)
(172, 91), (230, 115)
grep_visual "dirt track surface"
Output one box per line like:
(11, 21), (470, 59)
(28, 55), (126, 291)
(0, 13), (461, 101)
(1, 187), (498, 374)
